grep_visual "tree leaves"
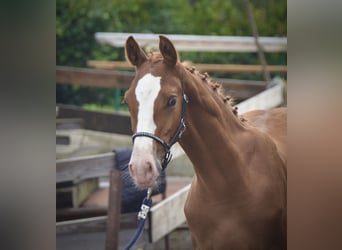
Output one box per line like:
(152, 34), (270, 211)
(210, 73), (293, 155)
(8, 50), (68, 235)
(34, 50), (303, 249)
(56, 0), (286, 107)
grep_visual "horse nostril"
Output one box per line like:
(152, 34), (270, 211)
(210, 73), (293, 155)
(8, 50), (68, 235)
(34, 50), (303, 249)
(146, 161), (153, 173)
(129, 163), (134, 175)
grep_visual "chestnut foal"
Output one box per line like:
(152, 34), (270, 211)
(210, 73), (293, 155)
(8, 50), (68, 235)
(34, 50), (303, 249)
(124, 35), (286, 250)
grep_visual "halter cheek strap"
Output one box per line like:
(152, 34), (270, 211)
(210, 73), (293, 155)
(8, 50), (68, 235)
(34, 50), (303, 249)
(132, 77), (188, 171)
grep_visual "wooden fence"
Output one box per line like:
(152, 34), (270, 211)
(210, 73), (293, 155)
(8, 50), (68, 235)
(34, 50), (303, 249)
(56, 33), (286, 249)
(87, 60), (287, 74)
(57, 104), (132, 135)
(56, 105), (171, 249)
(56, 66), (267, 103)
(56, 66), (134, 89)
(92, 33), (287, 77)
(56, 151), (121, 249)
(95, 33), (287, 52)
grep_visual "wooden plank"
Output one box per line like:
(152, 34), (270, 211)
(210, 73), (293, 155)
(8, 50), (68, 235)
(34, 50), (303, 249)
(243, 0), (271, 82)
(57, 67), (270, 101)
(95, 33), (287, 52)
(194, 63), (287, 73)
(236, 77), (285, 113)
(56, 152), (115, 183)
(56, 216), (108, 234)
(56, 135), (70, 145)
(106, 169), (122, 250)
(88, 60), (287, 73)
(87, 60), (132, 70)
(56, 213), (139, 234)
(56, 178), (99, 208)
(57, 105), (132, 135)
(73, 178), (98, 208)
(56, 66), (134, 88)
(57, 207), (108, 221)
(218, 78), (265, 102)
(56, 118), (84, 130)
(149, 184), (190, 243)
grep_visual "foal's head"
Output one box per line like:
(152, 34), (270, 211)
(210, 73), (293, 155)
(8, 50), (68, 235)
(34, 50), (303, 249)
(124, 36), (187, 188)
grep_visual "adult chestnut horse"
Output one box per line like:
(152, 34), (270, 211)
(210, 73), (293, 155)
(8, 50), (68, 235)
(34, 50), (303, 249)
(124, 35), (286, 249)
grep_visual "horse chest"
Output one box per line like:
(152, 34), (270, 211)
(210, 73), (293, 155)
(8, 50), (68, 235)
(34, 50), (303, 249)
(184, 185), (283, 249)
(185, 194), (243, 246)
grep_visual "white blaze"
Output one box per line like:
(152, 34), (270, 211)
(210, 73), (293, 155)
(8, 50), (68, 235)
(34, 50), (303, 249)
(134, 73), (161, 150)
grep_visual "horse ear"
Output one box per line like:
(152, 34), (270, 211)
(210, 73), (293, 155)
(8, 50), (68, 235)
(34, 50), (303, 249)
(125, 36), (147, 67)
(159, 35), (178, 67)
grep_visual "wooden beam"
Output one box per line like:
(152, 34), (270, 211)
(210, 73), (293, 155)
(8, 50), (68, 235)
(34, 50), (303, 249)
(149, 184), (190, 243)
(56, 66), (134, 89)
(57, 66), (271, 101)
(195, 63), (287, 73)
(243, 0), (271, 82)
(236, 77), (285, 113)
(56, 152), (115, 183)
(56, 118), (84, 130)
(56, 213), (140, 234)
(56, 216), (108, 235)
(56, 135), (70, 145)
(218, 78), (265, 102)
(106, 169), (122, 250)
(95, 33), (287, 52)
(87, 60), (132, 70)
(87, 60), (287, 73)
(57, 207), (108, 221)
(57, 104), (132, 135)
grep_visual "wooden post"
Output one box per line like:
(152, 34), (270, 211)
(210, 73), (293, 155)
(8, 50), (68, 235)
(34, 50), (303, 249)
(106, 169), (122, 250)
(243, 0), (271, 83)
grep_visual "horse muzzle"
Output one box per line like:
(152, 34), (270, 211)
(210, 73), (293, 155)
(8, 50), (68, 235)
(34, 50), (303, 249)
(128, 147), (161, 188)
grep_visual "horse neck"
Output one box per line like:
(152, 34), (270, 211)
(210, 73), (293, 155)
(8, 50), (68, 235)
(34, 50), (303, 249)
(179, 67), (250, 196)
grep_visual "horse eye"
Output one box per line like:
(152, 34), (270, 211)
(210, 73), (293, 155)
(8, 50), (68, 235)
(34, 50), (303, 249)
(167, 96), (177, 107)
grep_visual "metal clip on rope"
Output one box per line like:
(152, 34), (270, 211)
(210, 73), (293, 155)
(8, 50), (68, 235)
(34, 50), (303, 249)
(124, 188), (153, 250)
(138, 187), (152, 219)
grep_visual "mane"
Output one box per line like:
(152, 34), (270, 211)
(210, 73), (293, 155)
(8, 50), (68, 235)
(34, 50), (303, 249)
(146, 51), (245, 121)
(146, 51), (164, 64)
(181, 61), (244, 120)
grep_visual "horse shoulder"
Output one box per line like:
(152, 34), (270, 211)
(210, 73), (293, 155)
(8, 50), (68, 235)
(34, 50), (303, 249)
(242, 107), (287, 165)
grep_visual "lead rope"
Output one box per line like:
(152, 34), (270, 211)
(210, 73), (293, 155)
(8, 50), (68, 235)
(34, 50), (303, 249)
(124, 188), (153, 250)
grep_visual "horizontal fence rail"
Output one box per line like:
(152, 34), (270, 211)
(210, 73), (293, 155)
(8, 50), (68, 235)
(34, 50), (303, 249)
(56, 67), (267, 102)
(56, 66), (134, 89)
(95, 33), (287, 52)
(57, 104), (132, 135)
(87, 60), (287, 73)
(56, 152), (115, 183)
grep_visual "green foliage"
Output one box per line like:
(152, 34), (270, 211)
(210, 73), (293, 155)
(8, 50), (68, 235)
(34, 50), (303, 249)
(83, 103), (128, 113)
(57, 0), (286, 108)
(56, 0), (120, 66)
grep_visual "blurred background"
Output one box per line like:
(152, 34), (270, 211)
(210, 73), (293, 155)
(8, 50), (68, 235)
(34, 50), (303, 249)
(56, 1), (287, 249)
(56, 0), (286, 111)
